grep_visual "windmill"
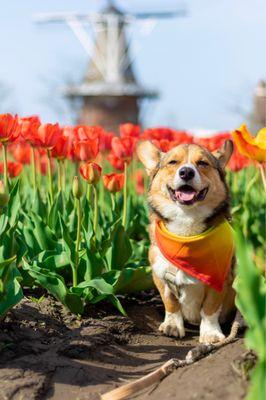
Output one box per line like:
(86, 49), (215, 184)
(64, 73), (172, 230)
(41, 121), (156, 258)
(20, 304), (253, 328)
(35, 1), (187, 132)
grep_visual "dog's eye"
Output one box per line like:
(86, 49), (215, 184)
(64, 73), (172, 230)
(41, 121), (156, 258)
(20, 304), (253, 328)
(197, 160), (209, 167)
(168, 160), (178, 165)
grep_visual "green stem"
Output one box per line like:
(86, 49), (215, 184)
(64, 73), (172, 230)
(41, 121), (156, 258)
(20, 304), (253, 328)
(73, 198), (81, 287)
(122, 162), (128, 227)
(242, 169), (260, 238)
(2, 144), (9, 191)
(57, 159), (62, 191)
(31, 147), (37, 192)
(87, 184), (91, 204)
(93, 185), (98, 233)
(111, 193), (115, 212)
(61, 160), (66, 191)
(232, 172), (238, 194)
(245, 170), (260, 200)
(47, 149), (54, 203)
(259, 164), (266, 192)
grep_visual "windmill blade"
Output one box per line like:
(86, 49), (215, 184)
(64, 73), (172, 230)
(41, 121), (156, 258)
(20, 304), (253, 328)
(34, 8), (187, 24)
(34, 12), (107, 24)
(132, 10), (188, 19)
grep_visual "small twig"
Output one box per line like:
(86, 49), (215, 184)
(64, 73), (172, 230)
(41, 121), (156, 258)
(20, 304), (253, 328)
(185, 320), (239, 364)
(101, 321), (240, 400)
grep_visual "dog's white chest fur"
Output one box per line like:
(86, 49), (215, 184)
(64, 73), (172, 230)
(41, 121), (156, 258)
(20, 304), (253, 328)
(152, 249), (204, 324)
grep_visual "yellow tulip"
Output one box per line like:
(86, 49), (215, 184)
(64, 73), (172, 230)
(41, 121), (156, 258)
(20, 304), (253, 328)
(232, 124), (266, 163)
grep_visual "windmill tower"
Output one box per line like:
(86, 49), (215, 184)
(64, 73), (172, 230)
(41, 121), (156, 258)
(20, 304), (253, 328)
(35, 1), (187, 132)
(252, 80), (266, 130)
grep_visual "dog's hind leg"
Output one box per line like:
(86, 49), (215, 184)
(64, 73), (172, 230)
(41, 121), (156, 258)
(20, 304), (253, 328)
(153, 272), (185, 338)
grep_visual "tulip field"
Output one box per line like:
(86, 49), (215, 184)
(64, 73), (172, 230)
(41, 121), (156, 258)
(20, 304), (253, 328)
(0, 114), (265, 400)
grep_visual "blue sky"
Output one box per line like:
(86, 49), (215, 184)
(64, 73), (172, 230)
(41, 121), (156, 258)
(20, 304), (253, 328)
(0, 0), (265, 131)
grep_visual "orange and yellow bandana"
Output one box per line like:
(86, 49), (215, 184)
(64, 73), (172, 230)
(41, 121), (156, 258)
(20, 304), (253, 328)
(155, 219), (235, 292)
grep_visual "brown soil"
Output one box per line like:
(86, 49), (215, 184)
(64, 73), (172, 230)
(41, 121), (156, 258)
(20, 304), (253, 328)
(0, 293), (248, 400)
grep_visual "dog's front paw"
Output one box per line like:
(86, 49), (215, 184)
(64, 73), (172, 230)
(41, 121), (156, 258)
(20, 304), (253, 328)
(199, 330), (225, 344)
(199, 313), (225, 344)
(159, 311), (185, 338)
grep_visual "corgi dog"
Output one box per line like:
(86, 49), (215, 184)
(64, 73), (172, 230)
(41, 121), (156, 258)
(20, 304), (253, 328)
(137, 140), (236, 345)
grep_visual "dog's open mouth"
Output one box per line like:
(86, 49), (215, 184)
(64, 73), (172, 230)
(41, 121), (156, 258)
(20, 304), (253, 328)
(168, 185), (208, 205)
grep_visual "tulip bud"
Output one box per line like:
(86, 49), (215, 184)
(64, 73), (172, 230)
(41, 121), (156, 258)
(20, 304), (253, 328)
(72, 176), (83, 199)
(0, 180), (9, 208)
(79, 162), (102, 185)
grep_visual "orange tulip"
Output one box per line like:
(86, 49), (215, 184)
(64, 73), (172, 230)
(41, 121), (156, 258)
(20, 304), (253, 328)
(232, 124), (266, 163)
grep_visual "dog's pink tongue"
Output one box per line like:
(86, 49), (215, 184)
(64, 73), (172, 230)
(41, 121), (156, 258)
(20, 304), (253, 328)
(176, 190), (196, 201)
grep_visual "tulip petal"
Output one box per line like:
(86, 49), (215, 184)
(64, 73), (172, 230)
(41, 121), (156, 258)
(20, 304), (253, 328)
(255, 128), (266, 150)
(232, 130), (266, 163)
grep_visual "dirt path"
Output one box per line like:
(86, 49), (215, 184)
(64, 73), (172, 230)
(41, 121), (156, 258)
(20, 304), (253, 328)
(0, 294), (247, 400)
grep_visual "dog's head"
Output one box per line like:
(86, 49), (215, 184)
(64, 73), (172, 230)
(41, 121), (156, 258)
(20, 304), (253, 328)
(137, 140), (233, 223)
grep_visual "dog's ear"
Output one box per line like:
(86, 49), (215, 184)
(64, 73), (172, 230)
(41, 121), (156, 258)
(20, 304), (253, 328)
(136, 141), (161, 176)
(212, 140), (233, 169)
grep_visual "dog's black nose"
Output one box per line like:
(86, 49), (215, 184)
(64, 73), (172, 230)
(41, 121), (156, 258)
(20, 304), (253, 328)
(179, 167), (195, 181)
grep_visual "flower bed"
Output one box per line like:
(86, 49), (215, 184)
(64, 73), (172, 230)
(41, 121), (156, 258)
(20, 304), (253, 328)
(0, 115), (265, 399)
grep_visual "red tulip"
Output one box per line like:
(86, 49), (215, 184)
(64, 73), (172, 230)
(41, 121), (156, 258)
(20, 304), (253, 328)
(172, 130), (194, 144)
(0, 161), (23, 178)
(51, 131), (72, 160)
(0, 114), (21, 144)
(99, 131), (115, 152)
(141, 127), (194, 144)
(141, 127), (175, 141)
(37, 148), (46, 157)
(111, 136), (136, 162)
(107, 151), (125, 171)
(11, 143), (31, 164)
(151, 139), (172, 152)
(228, 149), (250, 172)
(36, 123), (61, 149)
(74, 125), (103, 141)
(38, 154), (55, 175)
(103, 173), (124, 193)
(19, 116), (41, 146)
(194, 133), (231, 152)
(73, 138), (99, 161)
(120, 123), (141, 138)
(135, 170), (145, 194)
(80, 162), (102, 184)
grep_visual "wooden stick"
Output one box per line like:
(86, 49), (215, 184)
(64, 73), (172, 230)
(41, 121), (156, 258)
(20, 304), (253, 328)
(101, 321), (239, 400)
(101, 359), (184, 400)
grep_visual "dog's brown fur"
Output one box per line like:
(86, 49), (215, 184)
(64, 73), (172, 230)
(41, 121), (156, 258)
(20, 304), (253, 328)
(137, 140), (236, 344)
